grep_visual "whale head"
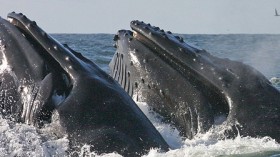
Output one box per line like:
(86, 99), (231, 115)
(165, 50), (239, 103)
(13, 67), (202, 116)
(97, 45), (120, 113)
(1, 13), (169, 155)
(110, 20), (280, 140)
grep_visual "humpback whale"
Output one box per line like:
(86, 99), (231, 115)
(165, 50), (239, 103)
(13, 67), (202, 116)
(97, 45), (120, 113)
(109, 21), (280, 141)
(0, 13), (169, 156)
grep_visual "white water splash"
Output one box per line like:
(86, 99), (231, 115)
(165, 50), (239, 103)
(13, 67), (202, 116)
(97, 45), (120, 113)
(77, 102), (280, 157)
(143, 136), (280, 157)
(137, 102), (184, 149)
(138, 102), (280, 157)
(0, 114), (69, 157)
(0, 101), (279, 157)
(270, 77), (280, 90)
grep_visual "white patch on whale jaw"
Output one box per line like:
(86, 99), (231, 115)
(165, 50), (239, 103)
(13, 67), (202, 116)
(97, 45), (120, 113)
(0, 41), (10, 73)
(0, 42), (39, 125)
(20, 84), (40, 125)
(130, 50), (141, 67)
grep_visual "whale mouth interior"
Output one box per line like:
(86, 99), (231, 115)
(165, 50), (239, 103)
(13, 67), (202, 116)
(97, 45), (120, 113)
(130, 21), (230, 121)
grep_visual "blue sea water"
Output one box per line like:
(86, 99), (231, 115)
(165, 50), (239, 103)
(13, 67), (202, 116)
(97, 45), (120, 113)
(0, 34), (279, 157)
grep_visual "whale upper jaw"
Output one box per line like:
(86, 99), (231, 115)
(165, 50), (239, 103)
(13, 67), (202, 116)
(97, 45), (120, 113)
(111, 20), (280, 141)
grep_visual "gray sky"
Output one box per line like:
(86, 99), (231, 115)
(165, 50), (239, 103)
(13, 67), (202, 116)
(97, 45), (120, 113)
(0, 0), (279, 34)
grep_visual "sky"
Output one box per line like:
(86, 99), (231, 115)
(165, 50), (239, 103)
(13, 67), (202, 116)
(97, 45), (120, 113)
(0, 0), (279, 34)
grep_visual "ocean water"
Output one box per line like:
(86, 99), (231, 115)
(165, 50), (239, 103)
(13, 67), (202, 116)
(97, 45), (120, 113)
(1, 34), (280, 157)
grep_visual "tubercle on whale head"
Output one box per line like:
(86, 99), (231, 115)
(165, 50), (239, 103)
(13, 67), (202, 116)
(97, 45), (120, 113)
(131, 20), (190, 42)
(128, 20), (237, 93)
(6, 12), (94, 81)
(113, 30), (134, 49)
(130, 20), (202, 53)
